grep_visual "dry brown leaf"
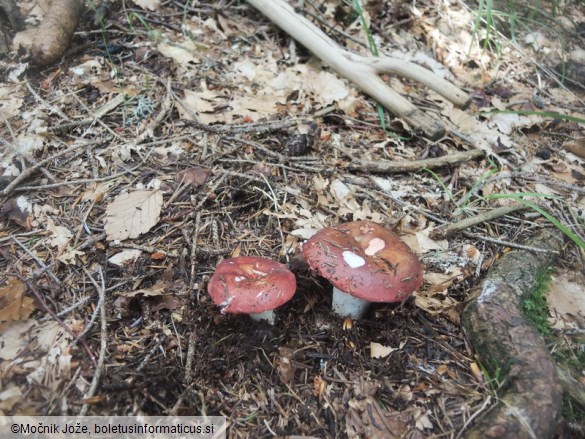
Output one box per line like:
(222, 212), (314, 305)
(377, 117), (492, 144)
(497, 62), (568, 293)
(370, 342), (397, 359)
(46, 217), (72, 254)
(313, 375), (326, 398)
(108, 249), (142, 267)
(0, 386), (23, 411)
(563, 138), (585, 159)
(26, 321), (72, 391)
(470, 362), (484, 383)
(0, 319), (72, 394)
(105, 190), (163, 241)
(176, 167), (211, 187)
(116, 281), (169, 298)
(547, 272), (585, 330)
(130, 0), (160, 11)
(0, 320), (36, 361)
(346, 397), (414, 439)
(157, 39), (199, 65)
(0, 196), (33, 230)
(0, 277), (35, 331)
(81, 181), (114, 202)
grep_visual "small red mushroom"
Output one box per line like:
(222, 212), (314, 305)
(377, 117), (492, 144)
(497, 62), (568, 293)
(302, 221), (423, 319)
(207, 256), (296, 324)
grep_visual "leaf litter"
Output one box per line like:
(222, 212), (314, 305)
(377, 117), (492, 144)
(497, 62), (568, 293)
(0, 0), (584, 436)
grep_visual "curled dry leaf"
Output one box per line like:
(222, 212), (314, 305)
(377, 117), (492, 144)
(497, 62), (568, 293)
(370, 342), (397, 359)
(108, 249), (142, 267)
(563, 138), (585, 159)
(105, 190), (163, 241)
(313, 375), (326, 398)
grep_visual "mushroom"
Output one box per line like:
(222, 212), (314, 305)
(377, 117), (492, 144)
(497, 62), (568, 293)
(302, 221), (423, 319)
(207, 256), (296, 324)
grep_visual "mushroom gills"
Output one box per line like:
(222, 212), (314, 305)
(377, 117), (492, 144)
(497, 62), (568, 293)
(331, 286), (371, 319)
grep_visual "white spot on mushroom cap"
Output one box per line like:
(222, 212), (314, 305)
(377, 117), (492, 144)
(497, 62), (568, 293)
(364, 237), (385, 256)
(342, 251), (365, 268)
(251, 269), (267, 276)
(234, 276), (246, 282)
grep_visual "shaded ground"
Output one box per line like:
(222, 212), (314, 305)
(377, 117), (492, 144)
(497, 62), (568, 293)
(1, 0), (585, 437)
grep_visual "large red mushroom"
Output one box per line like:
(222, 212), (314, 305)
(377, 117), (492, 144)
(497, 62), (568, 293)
(302, 221), (423, 318)
(207, 256), (296, 324)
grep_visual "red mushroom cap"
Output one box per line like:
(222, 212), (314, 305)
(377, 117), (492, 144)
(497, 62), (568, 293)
(302, 221), (423, 302)
(207, 256), (296, 314)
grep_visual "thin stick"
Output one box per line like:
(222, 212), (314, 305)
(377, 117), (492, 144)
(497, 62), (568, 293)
(1, 141), (89, 195)
(431, 204), (529, 239)
(79, 267), (107, 416)
(75, 267), (106, 343)
(348, 149), (485, 174)
(183, 330), (197, 384)
(11, 236), (61, 285)
(463, 230), (560, 254)
(10, 268), (97, 368)
(189, 211), (201, 291)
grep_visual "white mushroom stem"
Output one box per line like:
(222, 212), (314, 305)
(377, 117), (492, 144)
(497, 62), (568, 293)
(249, 310), (275, 324)
(331, 287), (370, 319)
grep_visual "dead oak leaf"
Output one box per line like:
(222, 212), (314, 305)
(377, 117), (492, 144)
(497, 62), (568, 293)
(105, 190), (163, 241)
(0, 277), (35, 331)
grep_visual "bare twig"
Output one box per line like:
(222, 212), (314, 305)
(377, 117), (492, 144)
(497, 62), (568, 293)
(430, 204), (529, 240)
(10, 268), (97, 368)
(1, 141), (89, 196)
(463, 230), (560, 253)
(348, 149), (485, 174)
(11, 236), (61, 285)
(183, 330), (197, 384)
(79, 267), (107, 416)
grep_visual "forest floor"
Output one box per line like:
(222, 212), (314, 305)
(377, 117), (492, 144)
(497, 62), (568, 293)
(1, 0), (585, 437)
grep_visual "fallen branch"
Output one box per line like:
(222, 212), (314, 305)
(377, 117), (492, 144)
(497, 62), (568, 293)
(247, 0), (471, 139)
(347, 149), (484, 173)
(462, 228), (564, 438)
(430, 204), (529, 240)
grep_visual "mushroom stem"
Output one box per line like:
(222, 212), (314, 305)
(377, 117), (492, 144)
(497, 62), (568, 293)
(331, 286), (370, 319)
(249, 310), (275, 324)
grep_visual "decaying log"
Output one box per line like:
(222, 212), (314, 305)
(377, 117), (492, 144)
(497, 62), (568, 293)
(462, 228), (564, 438)
(246, 0), (471, 140)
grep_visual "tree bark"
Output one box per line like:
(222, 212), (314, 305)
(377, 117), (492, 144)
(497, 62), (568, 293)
(462, 228), (564, 438)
